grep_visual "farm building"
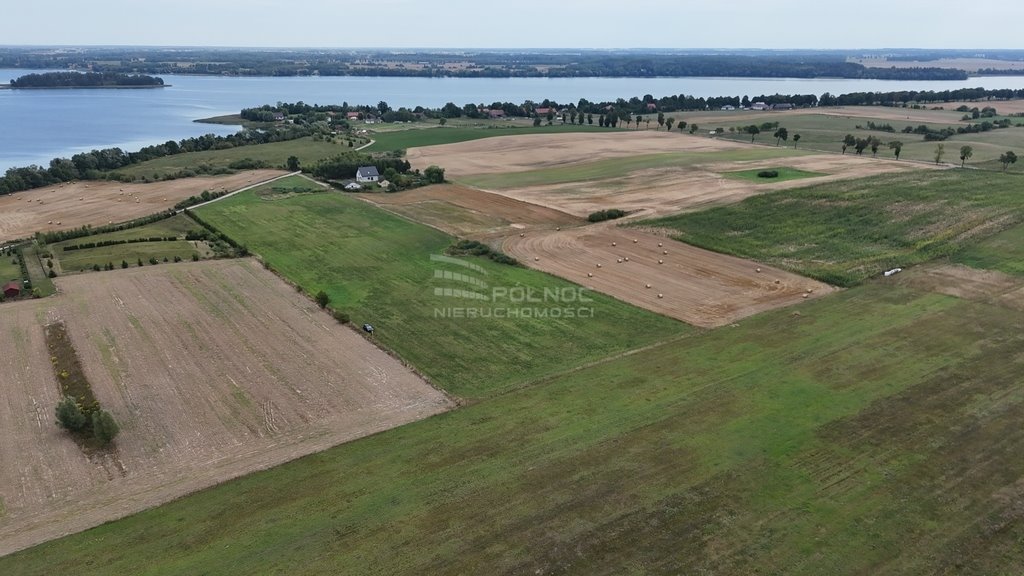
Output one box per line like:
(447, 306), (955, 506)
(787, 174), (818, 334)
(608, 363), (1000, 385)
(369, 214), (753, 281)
(356, 166), (380, 183)
(3, 281), (20, 298)
(771, 103), (795, 111)
(750, 102), (770, 111)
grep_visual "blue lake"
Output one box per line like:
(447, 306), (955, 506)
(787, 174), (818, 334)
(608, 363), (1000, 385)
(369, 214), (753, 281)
(4, 69), (1024, 172)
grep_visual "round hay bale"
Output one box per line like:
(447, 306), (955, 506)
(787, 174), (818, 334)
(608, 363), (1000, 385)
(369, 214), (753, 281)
(645, 283), (651, 289)
(658, 242), (663, 247)
(556, 227), (561, 231)
(658, 259), (663, 264)
(806, 288), (813, 293)
(617, 258), (623, 263)
(47, 220), (52, 225)
(774, 279), (780, 284)
(662, 250), (668, 255)
(633, 239), (638, 243)
(596, 263), (602, 268)
(624, 257), (629, 262)
(657, 293), (664, 299)
(756, 267), (762, 273)
(534, 257), (540, 261)
(802, 293), (809, 299)
(612, 242), (617, 246)
(56, 221), (61, 225)
(519, 233), (525, 237)
(587, 273), (593, 278)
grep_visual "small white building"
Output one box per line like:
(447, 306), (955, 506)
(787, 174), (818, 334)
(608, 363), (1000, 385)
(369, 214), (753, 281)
(344, 182), (362, 191)
(356, 166), (380, 183)
(750, 102), (770, 111)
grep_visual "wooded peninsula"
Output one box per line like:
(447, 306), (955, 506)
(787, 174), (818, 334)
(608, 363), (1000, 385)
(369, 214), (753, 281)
(5, 71), (165, 89)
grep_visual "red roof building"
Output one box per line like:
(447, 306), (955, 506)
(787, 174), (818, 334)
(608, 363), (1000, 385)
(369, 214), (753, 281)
(3, 281), (21, 298)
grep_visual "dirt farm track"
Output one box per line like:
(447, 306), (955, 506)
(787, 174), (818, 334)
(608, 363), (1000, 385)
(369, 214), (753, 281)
(0, 260), (452, 555)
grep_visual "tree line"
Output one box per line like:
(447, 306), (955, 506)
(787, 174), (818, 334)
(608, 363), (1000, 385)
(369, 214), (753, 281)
(0, 48), (971, 80)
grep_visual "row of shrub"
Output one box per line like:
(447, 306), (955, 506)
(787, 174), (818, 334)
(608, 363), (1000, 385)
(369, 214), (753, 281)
(37, 210), (178, 245)
(587, 209), (627, 223)
(185, 210), (249, 256)
(756, 170), (779, 178)
(62, 236), (180, 251)
(445, 239), (519, 265)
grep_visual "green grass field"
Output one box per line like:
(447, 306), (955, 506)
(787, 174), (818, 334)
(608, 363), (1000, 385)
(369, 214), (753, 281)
(697, 111), (1024, 168)
(196, 185), (685, 398)
(459, 148), (808, 189)
(723, 166), (825, 183)
(7, 281), (1024, 575)
(50, 213), (205, 272)
(110, 137), (348, 178)
(0, 253), (21, 283)
(365, 123), (614, 153)
(645, 169), (1024, 286)
(21, 245), (55, 296)
(953, 221), (1024, 276)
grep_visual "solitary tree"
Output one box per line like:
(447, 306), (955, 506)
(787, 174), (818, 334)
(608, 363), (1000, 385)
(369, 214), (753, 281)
(773, 127), (788, 146)
(888, 140), (903, 160)
(746, 125), (761, 143)
(1000, 150), (1018, 171)
(934, 143), (945, 165)
(842, 134), (856, 154)
(665, 117), (675, 132)
(55, 396), (87, 432)
(587, 113), (593, 125)
(870, 137), (881, 157)
(439, 117), (447, 126)
(959, 145), (974, 167)
(315, 290), (330, 308)
(570, 110), (577, 124)
(854, 138), (869, 155)
(678, 121), (687, 133)
(533, 117), (542, 127)
(657, 112), (665, 129)
(92, 410), (119, 446)
(286, 156), (300, 171)
(792, 133), (801, 148)
(636, 115), (643, 130)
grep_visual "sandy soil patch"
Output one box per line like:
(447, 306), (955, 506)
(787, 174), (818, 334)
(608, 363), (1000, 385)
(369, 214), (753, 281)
(407, 131), (750, 177)
(502, 225), (835, 328)
(360, 184), (579, 237)
(0, 259), (452, 555)
(0, 170), (286, 243)
(487, 153), (919, 218)
(888, 263), (1024, 310)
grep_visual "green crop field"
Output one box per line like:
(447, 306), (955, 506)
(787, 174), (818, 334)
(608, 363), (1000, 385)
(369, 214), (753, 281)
(953, 221), (1024, 276)
(459, 148), (808, 190)
(49, 213), (206, 272)
(723, 166), (825, 183)
(365, 124), (614, 152)
(646, 169), (1024, 286)
(109, 137), (348, 178)
(7, 281), (1024, 575)
(196, 185), (685, 398)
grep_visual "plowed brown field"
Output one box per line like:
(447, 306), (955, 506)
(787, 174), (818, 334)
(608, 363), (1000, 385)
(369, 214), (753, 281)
(0, 259), (452, 555)
(0, 170), (286, 242)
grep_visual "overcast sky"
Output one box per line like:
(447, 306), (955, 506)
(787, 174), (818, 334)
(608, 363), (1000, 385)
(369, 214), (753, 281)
(5, 0), (1023, 49)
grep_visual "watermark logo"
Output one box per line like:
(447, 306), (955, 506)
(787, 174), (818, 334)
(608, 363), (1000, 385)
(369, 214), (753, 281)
(429, 254), (594, 319)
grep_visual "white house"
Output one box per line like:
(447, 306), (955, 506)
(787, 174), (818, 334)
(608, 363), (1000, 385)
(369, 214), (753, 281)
(356, 166), (380, 183)
(750, 102), (770, 111)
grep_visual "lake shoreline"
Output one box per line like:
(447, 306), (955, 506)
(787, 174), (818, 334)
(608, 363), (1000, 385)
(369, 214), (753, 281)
(0, 84), (170, 90)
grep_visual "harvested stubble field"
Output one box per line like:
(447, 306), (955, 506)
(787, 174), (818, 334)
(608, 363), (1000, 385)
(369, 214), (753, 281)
(0, 170), (285, 243)
(360, 183), (579, 237)
(502, 224), (834, 327)
(410, 132), (921, 218)
(407, 130), (751, 177)
(0, 259), (451, 555)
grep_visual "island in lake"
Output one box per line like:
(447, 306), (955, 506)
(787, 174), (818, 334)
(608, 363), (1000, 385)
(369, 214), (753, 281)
(3, 71), (165, 89)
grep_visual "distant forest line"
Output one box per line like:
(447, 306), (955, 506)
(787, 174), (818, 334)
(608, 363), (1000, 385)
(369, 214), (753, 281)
(6, 47), (1024, 80)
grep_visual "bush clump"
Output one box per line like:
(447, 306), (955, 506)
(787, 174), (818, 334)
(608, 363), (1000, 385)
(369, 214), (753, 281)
(757, 170), (779, 178)
(587, 209), (627, 223)
(446, 239), (519, 266)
